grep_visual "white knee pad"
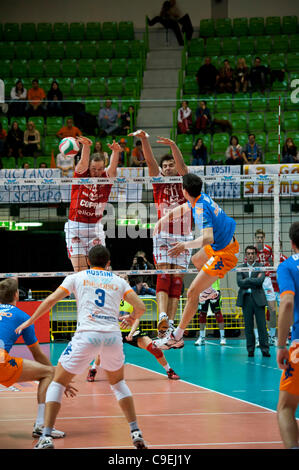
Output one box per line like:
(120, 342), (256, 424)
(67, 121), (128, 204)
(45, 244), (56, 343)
(110, 380), (132, 401)
(46, 381), (66, 404)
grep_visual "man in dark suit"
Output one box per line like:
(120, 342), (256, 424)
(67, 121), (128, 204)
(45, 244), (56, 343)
(236, 245), (270, 357)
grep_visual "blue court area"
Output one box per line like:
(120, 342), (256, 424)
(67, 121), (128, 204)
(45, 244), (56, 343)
(49, 338), (299, 418)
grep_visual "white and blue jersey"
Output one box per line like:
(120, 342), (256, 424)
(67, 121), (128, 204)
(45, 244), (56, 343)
(277, 253), (299, 341)
(188, 192), (236, 251)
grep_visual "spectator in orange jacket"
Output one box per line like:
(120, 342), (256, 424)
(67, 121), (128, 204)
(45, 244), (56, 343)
(56, 118), (82, 140)
(27, 79), (46, 117)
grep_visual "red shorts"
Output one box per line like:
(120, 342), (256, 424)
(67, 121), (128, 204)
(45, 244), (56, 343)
(202, 238), (240, 278)
(0, 349), (23, 387)
(279, 340), (299, 396)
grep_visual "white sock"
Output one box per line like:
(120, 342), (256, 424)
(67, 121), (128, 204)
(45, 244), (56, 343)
(254, 329), (258, 339)
(174, 327), (184, 340)
(200, 329), (206, 338)
(270, 328), (276, 338)
(169, 319), (174, 327)
(36, 404), (45, 426)
(159, 311), (167, 320)
(163, 363), (170, 372)
(91, 362), (99, 370)
(220, 329), (225, 338)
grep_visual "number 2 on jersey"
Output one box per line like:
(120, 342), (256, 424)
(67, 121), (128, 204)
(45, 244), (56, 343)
(95, 288), (106, 307)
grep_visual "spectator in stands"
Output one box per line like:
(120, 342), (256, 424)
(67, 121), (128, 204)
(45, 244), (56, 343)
(0, 123), (7, 157)
(118, 138), (130, 167)
(234, 58), (249, 93)
(196, 57), (218, 94)
(191, 138), (208, 166)
(177, 100), (192, 134)
(56, 151), (75, 177)
(130, 251), (156, 289)
(131, 140), (146, 167)
(98, 99), (120, 137)
(91, 141), (109, 167)
(27, 79), (46, 117)
(133, 277), (156, 296)
(120, 105), (135, 135)
(6, 121), (24, 159)
(9, 80), (27, 117)
(282, 138), (298, 163)
(39, 162), (47, 168)
(225, 136), (244, 165)
(216, 59), (234, 93)
(194, 100), (211, 133)
(147, 1), (184, 46)
(47, 81), (63, 116)
(22, 162), (30, 169)
(249, 57), (269, 93)
(23, 121), (41, 157)
(242, 134), (263, 164)
(56, 118), (82, 140)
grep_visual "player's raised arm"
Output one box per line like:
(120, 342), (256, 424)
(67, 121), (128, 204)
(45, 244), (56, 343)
(153, 202), (190, 236)
(128, 130), (159, 176)
(156, 136), (188, 176)
(74, 136), (93, 174)
(106, 140), (122, 177)
(168, 227), (214, 257)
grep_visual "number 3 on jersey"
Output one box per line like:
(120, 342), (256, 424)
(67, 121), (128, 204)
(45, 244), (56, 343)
(95, 288), (106, 307)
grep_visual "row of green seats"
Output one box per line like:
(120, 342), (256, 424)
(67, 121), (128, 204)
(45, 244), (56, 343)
(1, 155), (53, 169)
(1, 58), (143, 79)
(188, 35), (299, 56)
(198, 17), (298, 37)
(0, 22), (135, 41)
(0, 39), (146, 60)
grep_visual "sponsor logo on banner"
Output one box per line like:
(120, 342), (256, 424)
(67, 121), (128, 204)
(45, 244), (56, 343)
(244, 164), (299, 197)
(205, 165), (241, 199)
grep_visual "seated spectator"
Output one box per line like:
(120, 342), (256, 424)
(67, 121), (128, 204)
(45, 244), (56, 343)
(282, 138), (299, 163)
(249, 57), (269, 93)
(133, 277), (156, 296)
(234, 58), (249, 93)
(0, 123), (7, 157)
(131, 140), (146, 167)
(216, 60), (234, 93)
(91, 141), (109, 167)
(9, 80), (27, 117)
(195, 100), (211, 133)
(191, 137), (208, 165)
(39, 162), (48, 168)
(118, 138), (131, 167)
(47, 81), (63, 116)
(98, 99), (120, 137)
(196, 57), (218, 94)
(56, 151), (75, 177)
(130, 252), (155, 288)
(23, 121), (41, 156)
(7, 121), (24, 159)
(26, 79), (46, 117)
(22, 162), (30, 169)
(56, 118), (82, 140)
(177, 100), (192, 134)
(242, 134), (263, 164)
(120, 105), (135, 135)
(225, 136), (244, 165)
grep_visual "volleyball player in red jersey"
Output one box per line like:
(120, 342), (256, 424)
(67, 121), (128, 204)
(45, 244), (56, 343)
(129, 130), (193, 333)
(64, 136), (121, 272)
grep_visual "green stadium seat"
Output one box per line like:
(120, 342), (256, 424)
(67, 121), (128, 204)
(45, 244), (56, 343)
(205, 37), (222, 56)
(265, 17), (281, 35)
(0, 116), (9, 131)
(124, 77), (139, 96)
(272, 79), (288, 91)
(282, 16), (298, 35)
(289, 35), (299, 52)
(239, 36), (255, 55)
(46, 117), (63, 135)
(102, 22), (118, 40)
(130, 40), (145, 59)
(272, 35), (289, 54)
(94, 59), (110, 77)
(107, 77), (123, 96)
(183, 76), (198, 95)
(233, 93), (250, 112)
(15, 41), (32, 60)
(61, 59), (77, 78)
(268, 91), (284, 111)
(267, 132), (281, 153)
(48, 41), (65, 59)
(212, 133), (230, 153)
(285, 93), (299, 111)
(69, 23), (85, 41)
(36, 23), (52, 41)
(73, 77), (89, 95)
(199, 19), (215, 37)
(44, 59), (61, 77)
(81, 41), (97, 59)
(31, 41), (48, 60)
(248, 112), (264, 132)
(55, 77), (72, 96)
(231, 113), (247, 132)
(249, 17), (264, 36)
(27, 59), (44, 77)
(283, 111), (299, 130)
(214, 113), (230, 123)
(65, 41), (81, 59)
(0, 60), (11, 77)
(1, 157), (17, 169)
(36, 156), (52, 168)
(232, 18), (248, 37)
(286, 52), (299, 71)
(127, 58), (142, 77)
(114, 40), (130, 58)
(85, 100), (102, 115)
(188, 38), (205, 57)
(43, 136), (59, 155)
(53, 23), (69, 41)
(215, 94), (232, 112)
(20, 23), (36, 41)
(186, 57), (202, 75)
(0, 41), (15, 60)
(38, 77), (52, 91)
(265, 112), (279, 132)
(264, 152), (279, 164)
(97, 40), (114, 59)
(78, 59), (94, 77)
(85, 22), (101, 40)
(111, 58), (127, 77)
(118, 21), (134, 40)
(285, 131), (299, 144)
(215, 18), (232, 37)
(10, 116), (27, 130)
(89, 77), (107, 96)
(222, 37), (239, 56)
(255, 36), (272, 54)
(269, 53), (285, 70)
(11, 59), (28, 78)
(250, 92), (267, 112)
(4, 23), (19, 41)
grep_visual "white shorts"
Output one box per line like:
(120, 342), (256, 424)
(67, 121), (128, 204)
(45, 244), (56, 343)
(59, 330), (124, 374)
(153, 232), (193, 268)
(64, 219), (105, 258)
(263, 276), (276, 302)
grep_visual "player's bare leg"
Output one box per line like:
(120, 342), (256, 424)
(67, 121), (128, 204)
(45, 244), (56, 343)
(70, 254), (89, 272)
(277, 391), (299, 448)
(267, 300), (277, 344)
(18, 359), (54, 403)
(137, 336), (180, 380)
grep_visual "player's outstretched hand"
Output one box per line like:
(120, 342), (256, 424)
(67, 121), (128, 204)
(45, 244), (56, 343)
(128, 130), (148, 139)
(15, 319), (32, 335)
(156, 136), (175, 146)
(64, 383), (78, 398)
(76, 136), (93, 146)
(168, 242), (186, 257)
(107, 140), (122, 152)
(277, 348), (290, 370)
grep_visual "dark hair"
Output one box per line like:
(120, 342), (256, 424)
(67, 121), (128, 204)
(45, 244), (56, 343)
(0, 278), (18, 304)
(160, 154), (174, 167)
(88, 245), (110, 268)
(245, 245), (257, 254)
(230, 135), (239, 145)
(136, 140), (142, 146)
(90, 154), (105, 164)
(255, 228), (265, 237)
(289, 222), (299, 249)
(182, 173), (203, 198)
(15, 80), (24, 92)
(248, 133), (255, 139)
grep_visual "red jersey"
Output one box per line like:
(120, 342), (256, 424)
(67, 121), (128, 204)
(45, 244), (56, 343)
(152, 179), (191, 236)
(256, 244), (273, 277)
(68, 169), (112, 224)
(269, 253), (288, 292)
